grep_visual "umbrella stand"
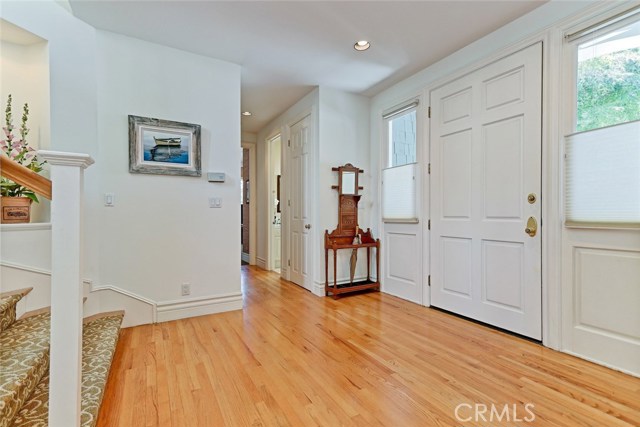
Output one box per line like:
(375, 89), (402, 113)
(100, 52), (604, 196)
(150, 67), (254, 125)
(350, 228), (361, 284)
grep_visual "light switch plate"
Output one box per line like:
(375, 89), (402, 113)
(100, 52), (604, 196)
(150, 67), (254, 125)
(209, 197), (222, 208)
(104, 193), (115, 207)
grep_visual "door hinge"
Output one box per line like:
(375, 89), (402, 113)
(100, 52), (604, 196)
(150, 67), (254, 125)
(288, 200), (291, 207)
(288, 259), (291, 266)
(428, 106), (431, 119)
(428, 163), (431, 174)
(428, 275), (431, 286)
(428, 219), (431, 230)
(288, 139), (291, 147)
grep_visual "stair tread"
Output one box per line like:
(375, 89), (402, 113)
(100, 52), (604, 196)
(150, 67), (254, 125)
(10, 312), (124, 427)
(0, 288), (32, 335)
(0, 313), (50, 427)
(0, 288), (33, 300)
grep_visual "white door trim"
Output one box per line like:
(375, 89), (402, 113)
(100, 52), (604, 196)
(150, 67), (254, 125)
(241, 141), (257, 266)
(265, 134), (282, 272)
(429, 42), (543, 339)
(281, 109), (316, 291)
(380, 97), (425, 305)
(423, 33), (561, 347)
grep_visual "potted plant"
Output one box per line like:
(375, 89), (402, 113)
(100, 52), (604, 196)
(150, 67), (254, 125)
(0, 94), (46, 223)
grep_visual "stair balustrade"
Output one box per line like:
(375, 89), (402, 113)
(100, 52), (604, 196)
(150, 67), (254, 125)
(1, 151), (94, 427)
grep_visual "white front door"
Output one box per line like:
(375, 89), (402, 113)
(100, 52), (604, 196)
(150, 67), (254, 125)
(430, 43), (542, 339)
(289, 116), (311, 290)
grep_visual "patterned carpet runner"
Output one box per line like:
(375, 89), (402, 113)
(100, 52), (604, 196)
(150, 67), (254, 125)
(0, 288), (124, 427)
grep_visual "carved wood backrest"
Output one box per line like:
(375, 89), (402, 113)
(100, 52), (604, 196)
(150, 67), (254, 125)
(326, 163), (365, 244)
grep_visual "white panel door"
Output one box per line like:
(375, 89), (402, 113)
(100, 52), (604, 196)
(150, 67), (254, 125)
(430, 43), (542, 339)
(289, 116), (311, 290)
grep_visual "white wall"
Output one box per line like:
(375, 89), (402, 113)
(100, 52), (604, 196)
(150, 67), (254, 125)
(0, 39), (51, 222)
(256, 88), (319, 272)
(369, 1), (599, 309)
(316, 88), (371, 291)
(369, 0), (640, 375)
(1, 2), (243, 325)
(96, 30), (242, 311)
(369, 1), (596, 232)
(255, 87), (371, 294)
(0, 0), (100, 282)
(0, 40), (49, 149)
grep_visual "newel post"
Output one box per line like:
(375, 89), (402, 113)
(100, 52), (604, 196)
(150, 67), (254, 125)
(38, 151), (94, 427)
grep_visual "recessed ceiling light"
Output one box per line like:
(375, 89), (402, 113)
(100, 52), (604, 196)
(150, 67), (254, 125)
(354, 40), (370, 51)
(242, 111), (252, 116)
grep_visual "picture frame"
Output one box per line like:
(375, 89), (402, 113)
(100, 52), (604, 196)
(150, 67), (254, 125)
(128, 115), (201, 176)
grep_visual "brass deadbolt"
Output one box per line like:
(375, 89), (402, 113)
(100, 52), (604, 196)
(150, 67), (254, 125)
(527, 193), (537, 204)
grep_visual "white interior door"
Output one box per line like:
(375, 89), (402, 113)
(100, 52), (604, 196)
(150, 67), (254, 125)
(430, 43), (542, 339)
(289, 116), (311, 290)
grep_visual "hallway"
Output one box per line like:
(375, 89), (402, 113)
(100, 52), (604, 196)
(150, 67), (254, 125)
(97, 266), (640, 426)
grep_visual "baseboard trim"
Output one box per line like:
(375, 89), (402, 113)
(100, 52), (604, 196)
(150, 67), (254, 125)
(0, 260), (51, 276)
(312, 281), (325, 297)
(90, 283), (157, 324)
(241, 252), (250, 263)
(156, 292), (243, 323)
(256, 257), (267, 270)
(0, 261), (243, 325)
(0, 223), (52, 232)
(1, 261), (95, 286)
(562, 349), (639, 378)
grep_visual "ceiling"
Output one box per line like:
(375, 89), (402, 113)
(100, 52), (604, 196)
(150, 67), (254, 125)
(68, 1), (547, 133)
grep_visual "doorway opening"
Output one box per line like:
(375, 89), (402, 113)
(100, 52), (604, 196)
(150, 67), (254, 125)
(268, 135), (282, 273)
(241, 147), (250, 265)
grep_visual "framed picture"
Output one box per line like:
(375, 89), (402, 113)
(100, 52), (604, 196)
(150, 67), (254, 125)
(128, 115), (201, 176)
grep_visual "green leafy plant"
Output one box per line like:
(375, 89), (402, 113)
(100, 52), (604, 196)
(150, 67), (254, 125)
(577, 47), (640, 132)
(0, 94), (45, 203)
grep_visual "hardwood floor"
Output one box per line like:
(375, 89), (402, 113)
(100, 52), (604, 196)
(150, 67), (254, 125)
(97, 266), (640, 426)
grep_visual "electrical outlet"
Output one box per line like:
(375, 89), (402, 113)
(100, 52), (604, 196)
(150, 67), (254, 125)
(181, 283), (191, 296)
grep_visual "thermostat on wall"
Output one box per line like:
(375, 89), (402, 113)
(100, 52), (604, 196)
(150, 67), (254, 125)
(207, 172), (226, 182)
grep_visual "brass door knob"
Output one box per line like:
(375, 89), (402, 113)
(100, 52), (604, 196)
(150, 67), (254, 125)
(525, 217), (537, 237)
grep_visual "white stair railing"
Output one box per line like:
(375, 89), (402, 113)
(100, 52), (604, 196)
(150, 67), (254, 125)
(38, 151), (94, 427)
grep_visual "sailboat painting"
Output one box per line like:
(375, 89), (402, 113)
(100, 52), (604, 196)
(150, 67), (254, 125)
(129, 115), (201, 177)
(142, 130), (188, 164)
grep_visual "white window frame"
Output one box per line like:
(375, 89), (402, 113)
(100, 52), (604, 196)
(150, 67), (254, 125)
(562, 7), (640, 229)
(383, 99), (419, 168)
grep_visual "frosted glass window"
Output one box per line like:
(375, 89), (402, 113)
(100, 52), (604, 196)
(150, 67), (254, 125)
(565, 120), (640, 227)
(382, 163), (418, 223)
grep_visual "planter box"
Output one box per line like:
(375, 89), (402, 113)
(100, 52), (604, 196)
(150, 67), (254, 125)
(1, 197), (32, 223)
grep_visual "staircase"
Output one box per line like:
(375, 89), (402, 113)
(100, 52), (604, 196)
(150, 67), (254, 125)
(0, 288), (123, 427)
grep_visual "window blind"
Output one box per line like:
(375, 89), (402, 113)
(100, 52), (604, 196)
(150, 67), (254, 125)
(565, 120), (640, 227)
(382, 99), (419, 120)
(566, 6), (640, 43)
(382, 163), (418, 223)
